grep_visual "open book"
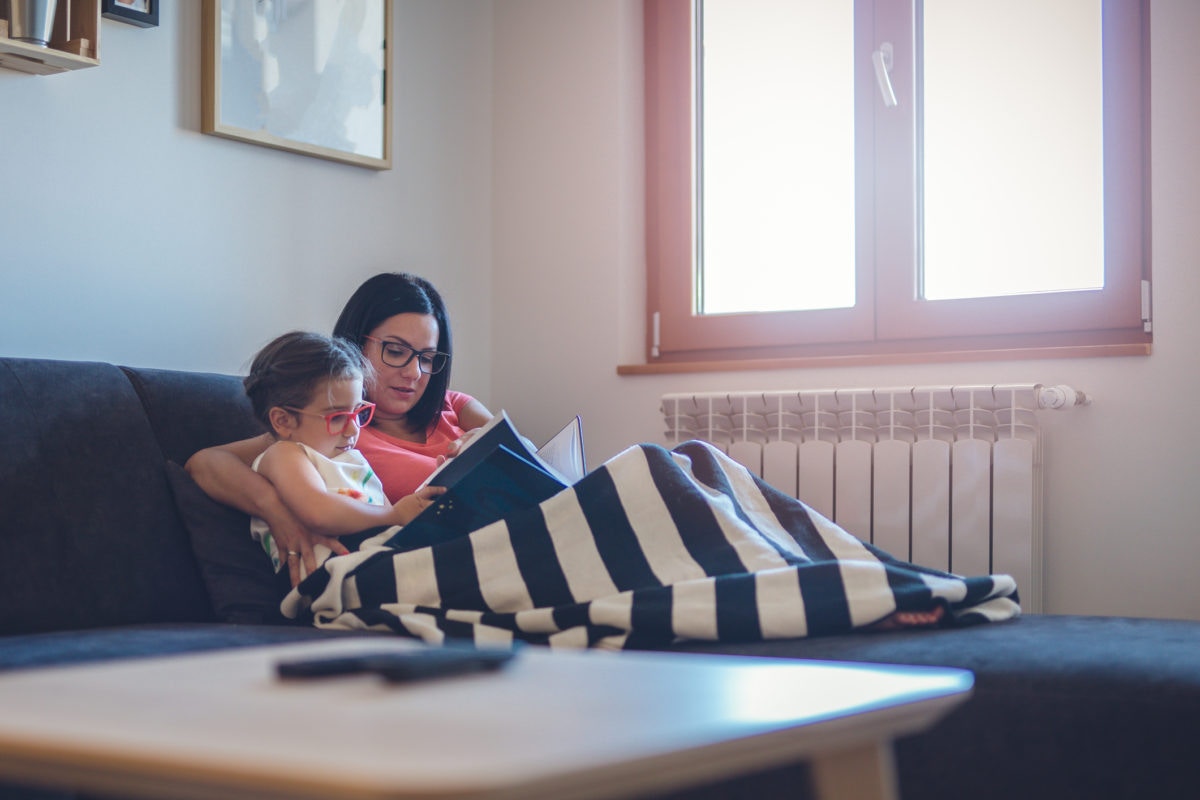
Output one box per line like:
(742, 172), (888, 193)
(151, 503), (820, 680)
(384, 411), (586, 552)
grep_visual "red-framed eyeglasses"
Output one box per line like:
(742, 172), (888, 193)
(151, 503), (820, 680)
(284, 402), (376, 435)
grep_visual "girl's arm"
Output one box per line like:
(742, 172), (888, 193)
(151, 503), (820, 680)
(255, 442), (443, 536)
(185, 435), (349, 586)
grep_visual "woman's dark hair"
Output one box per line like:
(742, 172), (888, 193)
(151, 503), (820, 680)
(243, 331), (371, 434)
(332, 272), (452, 433)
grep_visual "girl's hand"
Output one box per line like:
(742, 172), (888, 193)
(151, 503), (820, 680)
(390, 485), (447, 526)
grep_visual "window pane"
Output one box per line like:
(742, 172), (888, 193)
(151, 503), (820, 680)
(699, 0), (856, 314)
(921, 0), (1105, 301)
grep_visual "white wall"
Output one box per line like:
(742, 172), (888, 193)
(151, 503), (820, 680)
(490, 0), (1200, 620)
(0, 1), (496, 401)
(2, 1), (1198, 621)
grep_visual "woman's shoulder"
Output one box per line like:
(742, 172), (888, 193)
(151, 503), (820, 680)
(445, 390), (475, 411)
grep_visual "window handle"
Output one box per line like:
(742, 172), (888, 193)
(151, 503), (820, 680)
(872, 42), (898, 107)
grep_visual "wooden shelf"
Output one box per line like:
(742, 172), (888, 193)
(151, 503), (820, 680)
(0, 0), (99, 75)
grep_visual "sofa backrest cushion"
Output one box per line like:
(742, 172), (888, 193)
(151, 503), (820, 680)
(121, 365), (293, 624)
(0, 358), (215, 634)
(120, 365), (264, 466)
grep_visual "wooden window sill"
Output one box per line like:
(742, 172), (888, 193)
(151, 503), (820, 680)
(617, 342), (1151, 376)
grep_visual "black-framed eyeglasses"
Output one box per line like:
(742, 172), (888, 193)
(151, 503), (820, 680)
(363, 336), (449, 374)
(284, 402), (376, 435)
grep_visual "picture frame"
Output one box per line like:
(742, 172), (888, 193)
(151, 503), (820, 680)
(101, 0), (159, 28)
(201, 0), (392, 171)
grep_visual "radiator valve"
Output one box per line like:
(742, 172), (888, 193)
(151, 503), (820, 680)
(1037, 384), (1089, 409)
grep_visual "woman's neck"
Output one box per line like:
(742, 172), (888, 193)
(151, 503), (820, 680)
(370, 414), (427, 443)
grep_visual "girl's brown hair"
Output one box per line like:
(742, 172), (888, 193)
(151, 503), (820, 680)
(243, 331), (372, 433)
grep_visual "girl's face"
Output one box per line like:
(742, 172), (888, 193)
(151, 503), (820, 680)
(274, 377), (369, 460)
(362, 312), (441, 424)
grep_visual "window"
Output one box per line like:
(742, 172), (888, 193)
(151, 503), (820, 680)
(640, 0), (1150, 368)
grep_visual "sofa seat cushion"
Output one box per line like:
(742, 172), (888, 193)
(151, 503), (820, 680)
(657, 614), (1200, 800)
(0, 623), (382, 672)
(664, 614), (1200, 695)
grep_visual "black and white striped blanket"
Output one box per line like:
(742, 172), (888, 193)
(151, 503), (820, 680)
(283, 440), (1019, 649)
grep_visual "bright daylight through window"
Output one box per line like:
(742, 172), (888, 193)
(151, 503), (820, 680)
(699, 1), (856, 314)
(639, 0), (1150, 368)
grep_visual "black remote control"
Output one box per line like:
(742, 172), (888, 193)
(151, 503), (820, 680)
(276, 647), (516, 682)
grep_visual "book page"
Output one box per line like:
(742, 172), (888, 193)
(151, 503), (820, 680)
(419, 410), (585, 490)
(536, 416), (586, 484)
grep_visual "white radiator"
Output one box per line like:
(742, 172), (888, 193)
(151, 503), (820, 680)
(661, 384), (1087, 614)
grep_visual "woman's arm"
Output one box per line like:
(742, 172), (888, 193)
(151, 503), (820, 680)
(457, 397), (493, 432)
(255, 443), (444, 536)
(185, 434), (275, 514)
(185, 435), (349, 586)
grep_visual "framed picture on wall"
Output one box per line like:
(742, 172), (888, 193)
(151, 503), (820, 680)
(102, 0), (159, 28)
(200, 0), (392, 171)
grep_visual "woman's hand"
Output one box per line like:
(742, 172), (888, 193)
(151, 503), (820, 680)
(438, 428), (481, 465)
(187, 435), (349, 587)
(436, 401), (494, 466)
(263, 502), (350, 587)
(390, 484), (447, 526)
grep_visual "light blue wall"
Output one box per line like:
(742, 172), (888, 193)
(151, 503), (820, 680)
(0, 1), (495, 403)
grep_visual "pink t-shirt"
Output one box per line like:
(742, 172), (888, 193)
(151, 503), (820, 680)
(356, 391), (473, 502)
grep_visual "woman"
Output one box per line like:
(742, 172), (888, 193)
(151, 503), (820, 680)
(186, 273), (491, 586)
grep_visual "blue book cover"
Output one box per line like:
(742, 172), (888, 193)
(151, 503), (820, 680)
(384, 444), (567, 552)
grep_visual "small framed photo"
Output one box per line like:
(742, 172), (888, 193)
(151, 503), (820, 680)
(102, 0), (159, 28)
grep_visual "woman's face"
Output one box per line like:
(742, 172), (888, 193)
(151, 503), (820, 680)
(363, 312), (441, 421)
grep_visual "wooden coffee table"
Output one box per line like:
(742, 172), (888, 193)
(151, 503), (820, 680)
(0, 639), (971, 800)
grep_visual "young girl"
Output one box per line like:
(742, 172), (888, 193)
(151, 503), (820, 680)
(242, 331), (444, 577)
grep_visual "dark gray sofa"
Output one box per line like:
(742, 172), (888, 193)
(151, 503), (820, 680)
(3, 355), (1199, 800)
